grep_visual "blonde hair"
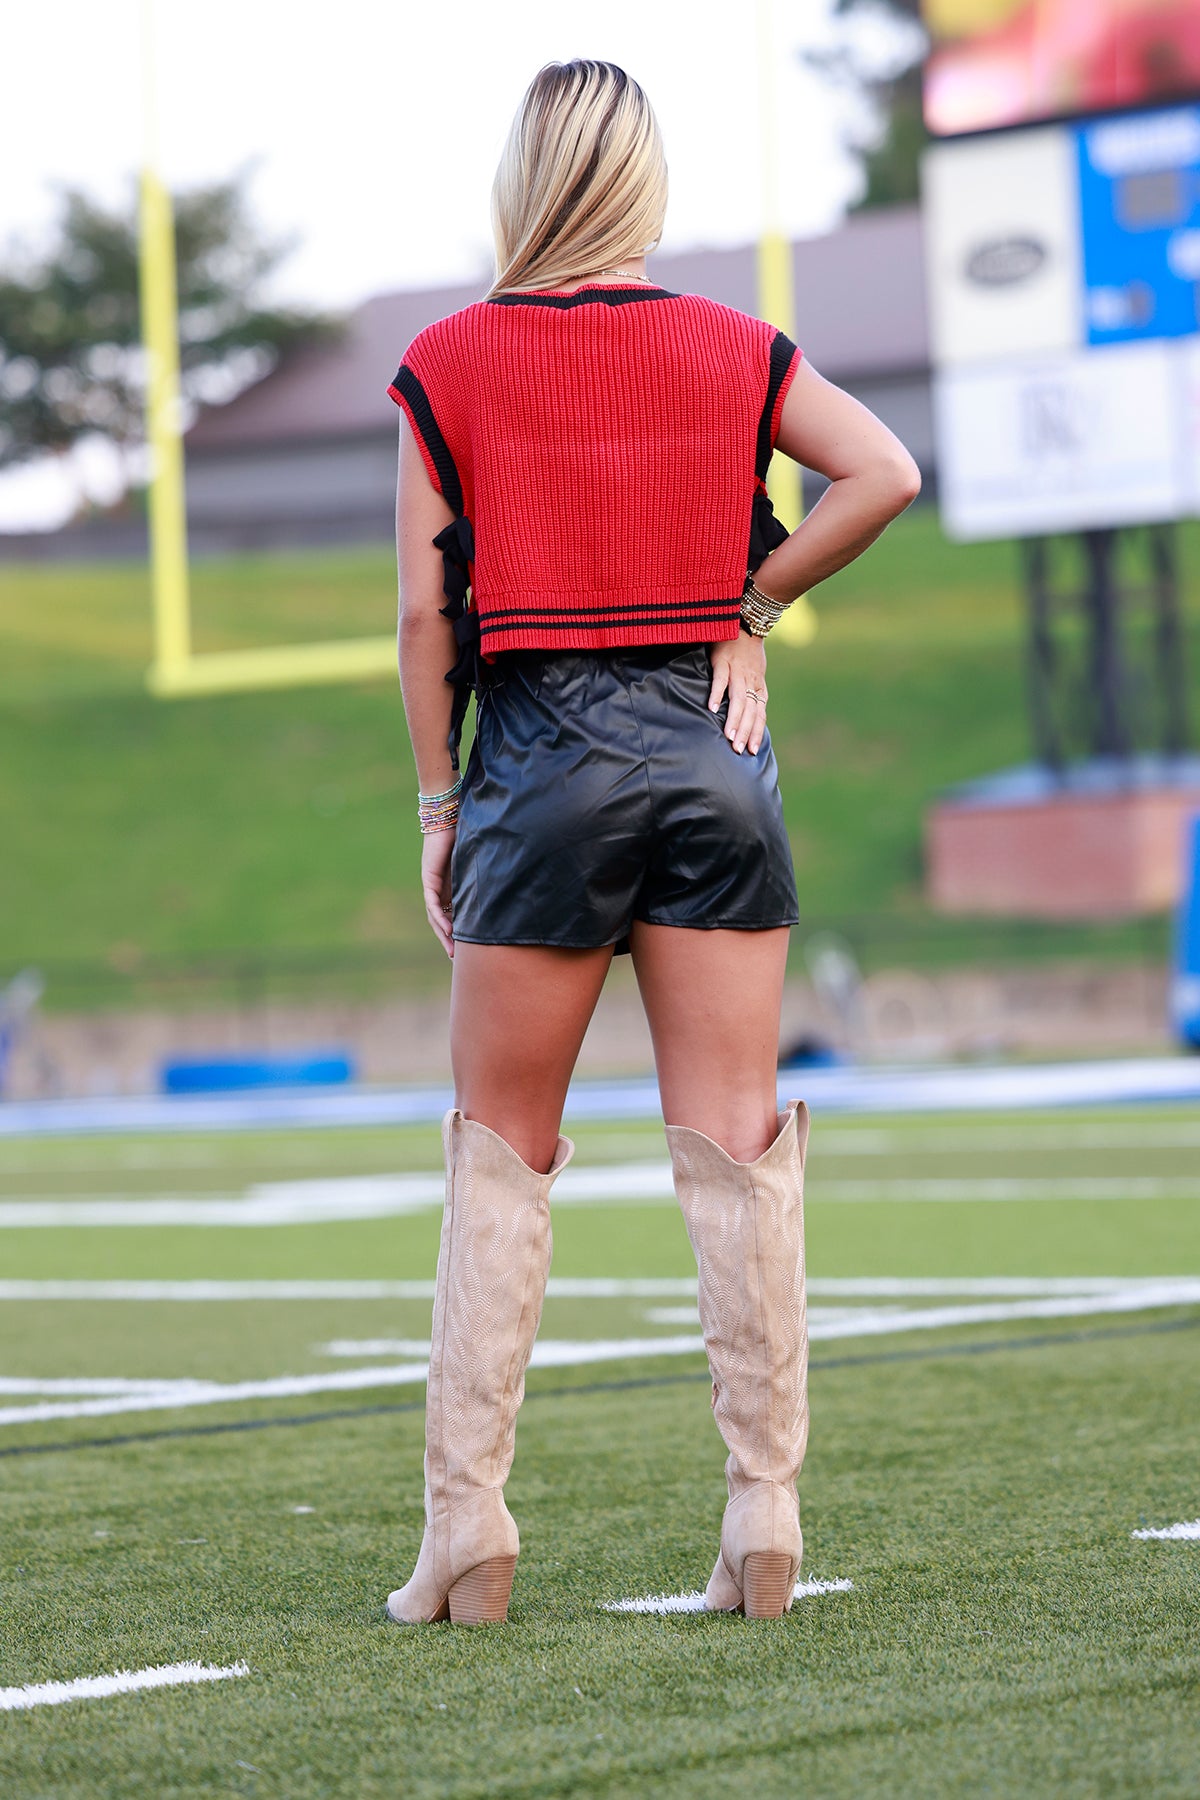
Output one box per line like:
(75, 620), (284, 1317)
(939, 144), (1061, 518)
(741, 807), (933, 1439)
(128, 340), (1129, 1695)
(488, 60), (668, 297)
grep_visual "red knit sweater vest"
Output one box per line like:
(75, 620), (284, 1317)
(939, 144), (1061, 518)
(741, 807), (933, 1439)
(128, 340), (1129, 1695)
(388, 284), (801, 656)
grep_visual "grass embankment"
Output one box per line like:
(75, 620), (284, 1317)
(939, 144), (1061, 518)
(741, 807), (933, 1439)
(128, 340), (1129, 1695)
(2, 514), (1197, 997)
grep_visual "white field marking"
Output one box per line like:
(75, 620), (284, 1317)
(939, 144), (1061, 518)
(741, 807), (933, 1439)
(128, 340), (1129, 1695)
(311, 1282), (1200, 1367)
(0, 1276), (1188, 1306)
(1131, 1519), (1200, 1541)
(0, 1278), (700, 1302)
(808, 1177), (1200, 1203)
(0, 1660), (249, 1713)
(6, 1166), (1200, 1230)
(602, 1577), (855, 1614)
(0, 1339), (706, 1430)
(815, 1123), (1200, 1156)
(798, 1276), (1176, 1297)
(642, 1305), (911, 1329)
(312, 1335), (703, 1361)
(0, 1162), (671, 1228)
(6, 1278), (1200, 1431)
(647, 1277), (1200, 1316)
(0, 1377), (191, 1397)
(0, 1365), (430, 1429)
(5, 1054), (1200, 1137)
(4, 1120), (1197, 1182)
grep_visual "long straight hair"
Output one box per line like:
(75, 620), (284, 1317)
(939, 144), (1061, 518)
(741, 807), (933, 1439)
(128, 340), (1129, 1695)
(488, 61), (668, 297)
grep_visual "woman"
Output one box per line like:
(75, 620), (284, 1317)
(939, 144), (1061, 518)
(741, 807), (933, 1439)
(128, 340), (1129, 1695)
(386, 59), (919, 1626)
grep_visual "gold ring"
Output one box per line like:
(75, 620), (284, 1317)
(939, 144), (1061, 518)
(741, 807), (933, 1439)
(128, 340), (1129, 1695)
(745, 690), (764, 702)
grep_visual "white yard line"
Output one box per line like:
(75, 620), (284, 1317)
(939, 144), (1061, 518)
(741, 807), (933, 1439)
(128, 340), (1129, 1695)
(0, 1365), (431, 1429)
(3, 1168), (1198, 1228)
(3, 1056), (1200, 1137)
(4, 1282), (1199, 1430)
(1131, 1519), (1200, 1541)
(804, 1284), (1200, 1338)
(0, 1278), (702, 1302)
(816, 1124), (1200, 1155)
(0, 1378), (197, 1397)
(0, 1276), (1190, 1304)
(316, 1282), (1200, 1362)
(601, 1577), (855, 1614)
(4, 1122), (1198, 1184)
(799, 1277), (1178, 1297)
(808, 1178), (1200, 1203)
(0, 1660), (249, 1713)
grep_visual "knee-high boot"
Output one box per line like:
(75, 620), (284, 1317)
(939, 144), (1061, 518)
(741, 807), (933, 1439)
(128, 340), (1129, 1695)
(665, 1099), (810, 1618)
(387, 1108), (573, 1625)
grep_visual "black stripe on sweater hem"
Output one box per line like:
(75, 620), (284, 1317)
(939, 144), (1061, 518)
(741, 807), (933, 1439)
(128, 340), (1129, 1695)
(478, 598), (741, 622)
(390, 367), (464, 516)
(479, 611), (740, 637)
(487, 286), (679, 309)
(755, 330), (799, 480)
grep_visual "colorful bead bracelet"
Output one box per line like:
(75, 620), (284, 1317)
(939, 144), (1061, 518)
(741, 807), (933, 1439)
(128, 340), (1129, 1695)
(418, 775), (464, 834)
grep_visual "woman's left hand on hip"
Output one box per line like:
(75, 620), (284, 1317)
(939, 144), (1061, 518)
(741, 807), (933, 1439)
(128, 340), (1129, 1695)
(708, 634), (768, 755)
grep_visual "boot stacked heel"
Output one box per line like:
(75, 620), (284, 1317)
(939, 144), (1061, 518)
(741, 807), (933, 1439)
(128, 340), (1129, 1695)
(741, 1551), (796, 1619)
(448, 1554), (519, 1625)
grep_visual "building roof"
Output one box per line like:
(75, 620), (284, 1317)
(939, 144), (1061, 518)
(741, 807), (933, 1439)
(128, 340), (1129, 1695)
(187, 206), (927, 454)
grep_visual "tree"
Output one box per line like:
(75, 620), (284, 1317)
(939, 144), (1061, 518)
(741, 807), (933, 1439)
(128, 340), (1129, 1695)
(0, 173), (334, 480)
(804, 0), (929, 212)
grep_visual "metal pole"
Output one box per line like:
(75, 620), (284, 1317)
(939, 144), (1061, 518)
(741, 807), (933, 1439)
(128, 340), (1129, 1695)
(1150, 523), (1189, 758)
(1081, 527), (1128, 759)
(1023, 536), (1063, 773)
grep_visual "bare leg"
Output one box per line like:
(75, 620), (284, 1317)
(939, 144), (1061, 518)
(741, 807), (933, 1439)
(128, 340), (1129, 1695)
(629, 923), (790, 1161)
(449, 941), (615, 1172)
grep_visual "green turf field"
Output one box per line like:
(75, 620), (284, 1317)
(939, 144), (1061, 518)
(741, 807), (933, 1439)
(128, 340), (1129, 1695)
(4, 512), (1196, 988)
(1, 1106), (1198, 1796)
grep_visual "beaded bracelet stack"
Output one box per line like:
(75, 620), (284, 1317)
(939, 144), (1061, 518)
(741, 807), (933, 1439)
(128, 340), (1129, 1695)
(740, 574), (792, 638)
(418, 775), (464, 834)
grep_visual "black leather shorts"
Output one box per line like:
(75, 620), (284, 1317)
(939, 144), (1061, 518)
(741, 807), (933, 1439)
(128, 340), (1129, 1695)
(450, 642), (799, 953)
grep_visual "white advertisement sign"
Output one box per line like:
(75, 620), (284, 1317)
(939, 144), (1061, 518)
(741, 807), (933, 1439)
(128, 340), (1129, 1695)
(1180, 337), (1200, 518)
(923, 127), (1084, 367)
(934, 340), (1186, 541)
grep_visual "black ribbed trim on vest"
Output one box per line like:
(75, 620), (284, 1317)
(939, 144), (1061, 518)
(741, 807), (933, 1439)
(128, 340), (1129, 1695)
(478, 599), (742, 623)
(487, 286), (679, 309)
(389, 365), (463, 515)
(755, 330), (799, 479)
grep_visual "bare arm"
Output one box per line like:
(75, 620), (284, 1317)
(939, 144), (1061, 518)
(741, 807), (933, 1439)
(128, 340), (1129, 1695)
(396, 415), (460, 958)
(754, 359), (922, 603)
(709, 360), (920, 756)
(397, 417), (459, 791)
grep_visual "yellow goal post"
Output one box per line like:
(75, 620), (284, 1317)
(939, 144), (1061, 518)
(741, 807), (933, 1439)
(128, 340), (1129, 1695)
(141, 0), (812, 699)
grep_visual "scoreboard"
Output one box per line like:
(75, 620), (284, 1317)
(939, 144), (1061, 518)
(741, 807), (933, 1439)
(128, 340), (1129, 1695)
(924, 101), (1200, 539)
(1079, 107), (1200, 344)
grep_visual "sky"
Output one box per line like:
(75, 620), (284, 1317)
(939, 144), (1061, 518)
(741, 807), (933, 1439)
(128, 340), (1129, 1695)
(0, 0), (873, 526)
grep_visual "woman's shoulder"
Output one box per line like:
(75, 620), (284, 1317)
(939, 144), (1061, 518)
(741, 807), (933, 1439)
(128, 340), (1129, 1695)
(399, 300), (491, 365)
(671, 291), (780, 333)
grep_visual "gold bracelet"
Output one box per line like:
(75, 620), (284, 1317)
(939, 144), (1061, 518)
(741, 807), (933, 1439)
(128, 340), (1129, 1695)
(740, 575), (791, 638)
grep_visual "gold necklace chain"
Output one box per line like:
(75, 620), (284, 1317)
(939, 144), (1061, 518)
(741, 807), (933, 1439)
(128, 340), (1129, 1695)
(588, 267), (656, 284)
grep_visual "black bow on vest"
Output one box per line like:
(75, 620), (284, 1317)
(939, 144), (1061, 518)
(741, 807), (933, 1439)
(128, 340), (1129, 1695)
(748, 484), (790, 573)
(432, 514), (480, 771)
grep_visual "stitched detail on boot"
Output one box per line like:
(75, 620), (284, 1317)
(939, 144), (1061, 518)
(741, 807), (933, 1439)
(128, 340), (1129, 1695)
(669, 1123), (809, 1495)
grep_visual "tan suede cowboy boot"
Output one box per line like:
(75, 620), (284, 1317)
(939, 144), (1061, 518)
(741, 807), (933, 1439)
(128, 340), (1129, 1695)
(387, 1108), (573, 1625)
(665, 1099), (810, 1618)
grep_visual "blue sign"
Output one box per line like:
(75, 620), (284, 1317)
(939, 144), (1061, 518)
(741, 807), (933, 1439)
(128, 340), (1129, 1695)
(1077, 105), (1200, 346)
(1172, 814), (1200, 1052)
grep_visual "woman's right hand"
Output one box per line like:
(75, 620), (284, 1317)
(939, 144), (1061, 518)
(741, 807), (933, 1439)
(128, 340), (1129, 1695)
(421, 827), (456, 959)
